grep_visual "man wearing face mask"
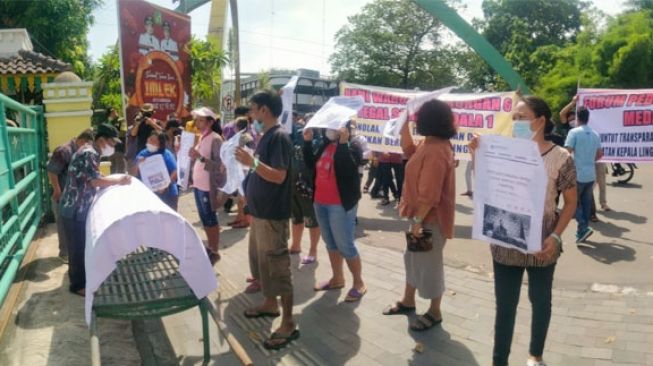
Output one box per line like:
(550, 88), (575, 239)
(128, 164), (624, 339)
(565, 106), (602, 244)
(58, 123), (132, 296)
(188, 107), (226, 264)
(235, 90), (298, 350)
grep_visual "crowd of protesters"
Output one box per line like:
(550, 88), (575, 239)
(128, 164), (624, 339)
(46, 85), (622, 364)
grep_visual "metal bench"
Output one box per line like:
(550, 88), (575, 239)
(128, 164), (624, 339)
(89, 246), (210, 365)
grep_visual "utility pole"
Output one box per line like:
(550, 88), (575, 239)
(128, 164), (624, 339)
(229, 0), (241, 106)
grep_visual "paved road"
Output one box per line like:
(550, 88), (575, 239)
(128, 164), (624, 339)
(361, 162), (653, 291)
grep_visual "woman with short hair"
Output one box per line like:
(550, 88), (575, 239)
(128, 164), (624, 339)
(382, 100), (457, 332)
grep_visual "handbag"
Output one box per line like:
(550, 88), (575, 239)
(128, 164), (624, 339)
(405, 229), (434, 252)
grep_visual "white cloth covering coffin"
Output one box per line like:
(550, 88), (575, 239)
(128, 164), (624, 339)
(84, 178), (217, 325)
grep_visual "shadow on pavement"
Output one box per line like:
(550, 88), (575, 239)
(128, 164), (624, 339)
(600, 209), (648, 224)
(577, 241), (636, 264)
(15, 257), (64, 284)
(289, 254), (318, 306)
(408, 326), (480, 366)
(590, 220), (630, 238)
(608, 182), (642, 189)
(455, 203), (473, 215)
(299, 290), (361, 365)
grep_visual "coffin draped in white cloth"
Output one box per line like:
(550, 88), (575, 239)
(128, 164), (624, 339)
(84, 178), (217, 325)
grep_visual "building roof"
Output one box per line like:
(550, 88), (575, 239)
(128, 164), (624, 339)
(0, 49), (71, 75)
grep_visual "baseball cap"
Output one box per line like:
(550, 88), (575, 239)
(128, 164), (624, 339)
(191, 107), (218, 120)
(96, 123), (121, 144)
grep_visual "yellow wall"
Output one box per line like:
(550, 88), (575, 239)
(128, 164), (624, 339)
(42, 81), (93, 152)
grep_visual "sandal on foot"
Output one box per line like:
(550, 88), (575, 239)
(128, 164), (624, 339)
(243, 309), (280, 319)
(246, 276), (256, 283)
(263, 329), (300, 350)
(245, 281), (261, 294)
(410, 312), (442, 331)
(382, 301), (416, 315)
(300, 255), (316, 265)
(314, 280), (345, 291)
(345, 287), (367, 302)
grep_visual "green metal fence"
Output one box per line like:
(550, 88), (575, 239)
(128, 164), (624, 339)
(0, 92), (47, 307)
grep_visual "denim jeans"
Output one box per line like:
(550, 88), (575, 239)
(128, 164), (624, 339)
(493, 261), (556, 366)
(576, 181), (594, 234)
(313, 203), (359, 259)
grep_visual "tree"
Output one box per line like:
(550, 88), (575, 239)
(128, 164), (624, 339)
(92, 45), (123, 115)
(465, 0), (586, 90)
(0, 0), (102, 78)
(534, 10), (653, 119)
(329, 0), (457, 90)
(185, 37), (229, 106)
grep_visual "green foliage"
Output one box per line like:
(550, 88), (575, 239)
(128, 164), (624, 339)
(185, 36), (229, 106)
(0, 0), (102, 79)
(535, 10), (653, 118)
(466, 0), (586, 90)
(92, 45), (123, 113)
(329, 0), (456, 90)
(257, 72), (271, 90)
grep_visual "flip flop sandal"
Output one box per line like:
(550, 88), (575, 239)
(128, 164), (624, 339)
(382, 301), (416, 315)
(300, 256), (316, 265)
(243, 309), (281, 319)
(344, 287), (367, 302)
(313, 280), (345, 291)
(410, 312), (442, 331)
(205, 248), (221, 264)
(263, 329), (300, 350)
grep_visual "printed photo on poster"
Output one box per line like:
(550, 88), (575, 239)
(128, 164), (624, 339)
(482, 204), (531, 251)
(118, 0), (192, 125)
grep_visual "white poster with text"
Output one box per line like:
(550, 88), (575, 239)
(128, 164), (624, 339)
(472, 135), (547, 253)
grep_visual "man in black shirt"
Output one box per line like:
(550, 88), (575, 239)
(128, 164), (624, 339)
(235, 90), (298, 350)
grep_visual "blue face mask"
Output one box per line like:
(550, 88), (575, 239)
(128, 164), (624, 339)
(512, 120), (533, 140)
(253, 120), (263, 133)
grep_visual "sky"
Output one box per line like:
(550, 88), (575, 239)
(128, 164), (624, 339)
(88, 0), (629, 77)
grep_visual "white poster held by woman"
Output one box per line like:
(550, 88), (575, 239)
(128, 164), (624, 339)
(472, 134), (547, 253)
(304, 96), (365, 131)
(139, 154), (171, 191)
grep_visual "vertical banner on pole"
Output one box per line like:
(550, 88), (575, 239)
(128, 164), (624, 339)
(118, 0), (192, 124)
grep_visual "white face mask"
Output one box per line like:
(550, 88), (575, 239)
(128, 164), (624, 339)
(512, 120), (533, 140)
(146, 143), (158, 153)
(325, 129), (338, 141)
(101, 144), (115, 157)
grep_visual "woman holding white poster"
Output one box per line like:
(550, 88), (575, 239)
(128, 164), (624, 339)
(470, 96), (577, 366)
(382, 100), (456, 332)
(131, 132), (179, 210)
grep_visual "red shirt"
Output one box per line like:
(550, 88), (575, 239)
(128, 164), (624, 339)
(314, 143), (341, 205)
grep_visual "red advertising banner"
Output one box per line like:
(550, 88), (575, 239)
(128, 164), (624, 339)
(118, 0), (191, 124)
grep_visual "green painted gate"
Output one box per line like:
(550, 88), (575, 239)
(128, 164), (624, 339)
(0, 93), (48, 307)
